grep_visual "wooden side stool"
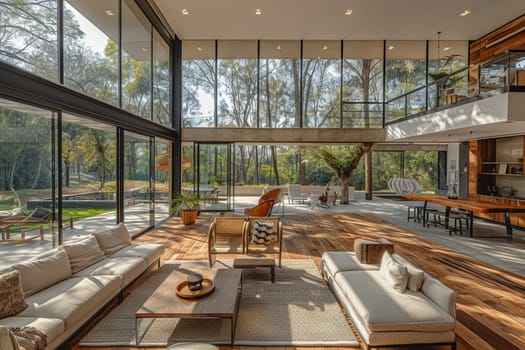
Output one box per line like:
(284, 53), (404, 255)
(233, 258), (275, 282)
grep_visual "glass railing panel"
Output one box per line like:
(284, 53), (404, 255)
(385, 98), (405, 124)
(406, 87), (426, 116)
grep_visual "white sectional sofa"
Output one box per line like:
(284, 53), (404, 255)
(322, 250), (456, 350)
(0, 223), (164, 350)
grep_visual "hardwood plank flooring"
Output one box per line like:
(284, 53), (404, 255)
(75, 212), (525, 350)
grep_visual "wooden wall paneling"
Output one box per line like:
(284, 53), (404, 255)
(469, 14), (525, 65)
(468, 140), (479, 196)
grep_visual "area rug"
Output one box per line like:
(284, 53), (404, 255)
(79, 259), (358, 347)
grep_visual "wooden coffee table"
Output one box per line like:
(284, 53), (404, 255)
(135, 267), (242, 346)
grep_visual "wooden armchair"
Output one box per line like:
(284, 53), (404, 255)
(244, 217), (283, 267)
(243, 199), (274, 217)
(208, 216), (247, 267)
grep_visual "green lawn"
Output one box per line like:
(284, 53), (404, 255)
(62, 208), (114, 221)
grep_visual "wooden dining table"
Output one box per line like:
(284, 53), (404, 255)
(404, 194), (525, 237)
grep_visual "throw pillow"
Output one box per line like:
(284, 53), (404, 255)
(0, 271), (27, 318)
(379, 251), (408, 292)
(251, 221), (275, 244)
(62, 236), (105, 274)
(93, 223), (132, 255)
(12, 250), (72, 297)
(28, 207), (50, 220)
(10, 327), (47, 350)
(406, 265), (425, 292)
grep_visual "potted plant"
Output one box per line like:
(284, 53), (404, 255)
(172, 192), (200, 225)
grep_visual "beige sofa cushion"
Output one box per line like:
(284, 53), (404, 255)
(93, 223), (132, 255)
(18, 276), (120, 328)
(62, 236), (105, 274)
(406, 265), (425, 292)
(335, 270), (455, 332)
(379, 252), (408, 292)
(321, 251), (378, 278)
(12, 250), (72, 297)
(110, 243), (165, 266)
(73, 257), (147, 288)
(0, 317), (64, 347)
(0, 271), (27, 318)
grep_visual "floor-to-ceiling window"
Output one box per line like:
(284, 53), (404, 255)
(343, 40), (384, 128)
(385, 40), (426, 121)
(0, 0), (58, 81)
(153, 30), (171, 126)
(302, 40), (341, 127)
(123, 131), (153, 235)
(63, 0), (119, 106)
(182, 40), (216, 127)
(259, 40), (301, 128)
(61, 113), (117, 236)
(0, 98), (58, 262)
(217, 40), (258, 127)
(121, 0), (152, 119)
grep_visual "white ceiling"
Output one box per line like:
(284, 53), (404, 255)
(151, 0), (525, 40)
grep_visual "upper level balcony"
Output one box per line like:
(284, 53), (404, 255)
(386, 51), (525, 142)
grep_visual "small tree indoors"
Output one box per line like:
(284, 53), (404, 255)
(316, 143), (372, 204)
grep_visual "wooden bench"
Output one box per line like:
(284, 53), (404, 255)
(233, 258), (275, 283)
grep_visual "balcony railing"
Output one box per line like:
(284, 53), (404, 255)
(342, 102), (383, 128)
(384, 50), (525, 125)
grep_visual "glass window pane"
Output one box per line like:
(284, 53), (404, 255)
(343, 40), (384, 128)
(62, 113), (117, 238)
(124, 131), (152, 235)
(385, 40), (426, 100)
(259, 40), (300, 128)
(182, 40), (215, 127)
(0, 98), (57, 268)
(64, 0), (119, 106)
(0, 0), (58, 81)
(217, 40), (258, 127)
(153, 30), (170, 127)
(154, 138), (171, 224)
(122, 0), (152, 119)
(302, 40), (341, 127)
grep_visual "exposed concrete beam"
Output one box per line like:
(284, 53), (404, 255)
(182, 127), (386, 144)
(373, 143), (448, 151)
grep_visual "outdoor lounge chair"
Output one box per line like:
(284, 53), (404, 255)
(287, 184), (308, 204)
(0, 207), (73, 241)
(243, 199), (275, 217)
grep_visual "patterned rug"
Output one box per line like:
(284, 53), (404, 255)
(79, 259), (358, 347)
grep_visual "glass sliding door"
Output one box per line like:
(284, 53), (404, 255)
(0, 98), (57, 268)
(194, 142), (233, 211)
(123, 131), (153, 235)
(62, 113), (116, 237)
(154, 138), (171, 224)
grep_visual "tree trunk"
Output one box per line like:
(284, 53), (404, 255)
(362, 59), (372, 128)
(271, 146), (280, 185)
(254, 147), (260, 185)
(339, 175), (350, 205)
(65, 165), (70, 187)
(298, 148), (306, 185)
(31, 151), (44, 189)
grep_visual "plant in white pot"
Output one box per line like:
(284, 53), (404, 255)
(172, 192), (200, 225)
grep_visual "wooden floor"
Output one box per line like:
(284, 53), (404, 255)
(75, 212), (525, 350)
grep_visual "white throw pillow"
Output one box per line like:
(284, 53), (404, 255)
(379, 251), (408, 292)
(93, 223), (132, 255)
(12, 249), (72, 297)
(62, 236), (105, 274)
(406, 265), (425, 292)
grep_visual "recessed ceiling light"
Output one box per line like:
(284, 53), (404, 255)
(443, 47), (451, 51)
(104, 9), (114, 16)
(322, 45), (328, 50)
(255, 8), (262, 15)
(459, 10), (470, 17)
(142, 47), (147, 52)
(277, 45), (281, 50)
(388, 45), (394, 50)
(345, 9), (353, 16)
(197, 47), (203, 51)
(181, 8), (189, 15)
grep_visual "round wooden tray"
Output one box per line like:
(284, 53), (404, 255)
(176, 278), (215, 299)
